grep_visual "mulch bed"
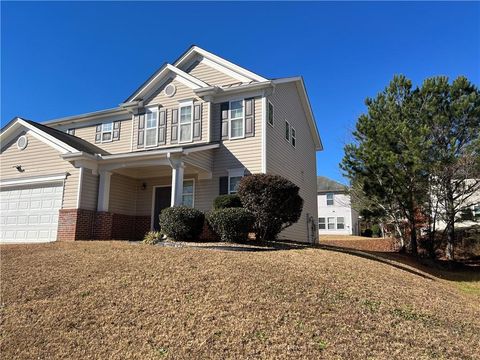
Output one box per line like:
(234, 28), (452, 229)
(1, 241), (479, 359)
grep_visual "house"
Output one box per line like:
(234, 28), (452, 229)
(0, 46), (322, 244)
(317, 176), (359, 236)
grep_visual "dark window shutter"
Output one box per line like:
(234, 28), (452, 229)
(137, 114), (145, 148)
(219, 176), (229, 195)
(112, 121), (121, 141)
(95, 125), (102, 143)
(158, 109), (166, 145)
(220, 102), (229, 139)
(171, 108), (178, 143)
(193, 103), (202, 140)
(245, 98), (255, 137)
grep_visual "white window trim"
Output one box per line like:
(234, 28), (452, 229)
(291, 126), (296, 148)
(336, 217), (345, 230)
(182, 178), (195, 207)
(229, 99), (245, 140)
(285, 120), (290, 142)
(326, 193), (334, 206)
(101, 122), (114, 143)
(145, 107), (159, 148)
(327, 217), (336, 230)
(178, 100), (194, 144)
(318, 217), (326, 230)
(227, 168), (245, 194)
(267, 101), (274, 128)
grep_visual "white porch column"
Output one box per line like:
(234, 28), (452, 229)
(168, 154), (184, 206)
(97, 170), (112, 212)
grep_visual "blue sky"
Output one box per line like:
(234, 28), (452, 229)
(2, 2), (479, 184)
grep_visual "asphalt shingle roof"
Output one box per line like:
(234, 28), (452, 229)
(317, 176), (348, 193)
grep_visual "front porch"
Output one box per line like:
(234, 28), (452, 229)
(59, 144), (218, 240)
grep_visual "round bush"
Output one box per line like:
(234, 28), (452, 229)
(206, 208), (254, 243)
(159, 206), (205, 241)
(237, 174), (303, 241)
(213, 194), (242, 209)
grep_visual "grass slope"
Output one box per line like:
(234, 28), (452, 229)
(1, 242), (479, 359)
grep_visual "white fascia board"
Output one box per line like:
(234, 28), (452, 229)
(126, 64), (209, 102)
(174, 46), (268, 83)
(42, 107), (127, 127)
(0, 118), (78, 154)
(0, 172), (68, 188)
(61, 152), (98, 161)
(272, 78), (323, 151)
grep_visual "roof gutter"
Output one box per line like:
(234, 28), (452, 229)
(194, 81), (273, 98)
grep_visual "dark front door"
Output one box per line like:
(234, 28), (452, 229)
(153, 186), (172, 231)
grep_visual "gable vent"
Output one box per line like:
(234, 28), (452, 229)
(164, 83), (176, 97)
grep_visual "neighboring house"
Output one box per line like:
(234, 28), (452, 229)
(0, 46), (322, 244)
(317, 176), (359, 236)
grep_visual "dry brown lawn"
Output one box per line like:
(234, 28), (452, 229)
(1, 241), (479, 359)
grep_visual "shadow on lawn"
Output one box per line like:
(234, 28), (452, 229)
(319, 243), (480, 284)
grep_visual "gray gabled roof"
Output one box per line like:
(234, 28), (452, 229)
(24, 120), (109, 155)
(317, 176), (348, 193)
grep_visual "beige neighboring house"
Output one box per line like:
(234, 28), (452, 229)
(317, 176), (359, 236)
(0, 46), (322, 244)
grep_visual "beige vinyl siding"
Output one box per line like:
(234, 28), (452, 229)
(79, 168), (98, 210)
(73, 118), (132, 154)
(108, 173), (138, 215)
(184, 149), (214, 173)
(186, 61), (239, 86)
(191, 97), (264, 212)
(133, 78), (209, 150)
(266, 82), (318, 243)
(211, 97), (262, 173)
(0, 132), (79, 209)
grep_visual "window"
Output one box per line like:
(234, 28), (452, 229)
(179, 103), (193, 143)
(326, 193), (334, 206)
(474, 204), (480, 218)
(67, 129), (75, 135)
(318, 217), (326, 230)
(327, 217), (335, 230)
(229, 100), (244, 139)
(268, 102), (274, 127)
(145, 108), (158, 147)
(337, 217), (345, 230)
(102, 122), (113, 142)
(228, 168), (244, 194)
(291, 127), (296, 147)
(285, 121), (290, 141)
(182, 180), (194, 207)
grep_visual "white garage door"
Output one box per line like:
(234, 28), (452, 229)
(0, 182), (64, 243)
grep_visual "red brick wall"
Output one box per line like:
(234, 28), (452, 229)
(58, 209), (151, 241)
(57, 209), (95, 241)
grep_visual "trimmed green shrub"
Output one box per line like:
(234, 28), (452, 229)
(213, 194), (242, 209)
(159, 206), (205, 241)
(206, 208), (254, 243)
(237, 174), (303, 241)
(143, 231), (162, 245)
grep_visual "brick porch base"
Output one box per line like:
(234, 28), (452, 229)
(58, 209), (150, 241)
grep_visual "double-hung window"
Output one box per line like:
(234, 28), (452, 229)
(337, 217), (345, 229)
(326, 193), (334, 206)
(102, 123), (113, 142)
(268, 102), (274, 127)
(229, 100), (244, 139)
(182, 180), (194, 207)
(318, 217), (326, 230)
(285, 121), (290, 141)
(145, 108), (158, 147)
(327, 217), (335, 230)
(228, 168), (244, 194)
(291, 127), (296, 147)
(179, 102), (193, 143)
